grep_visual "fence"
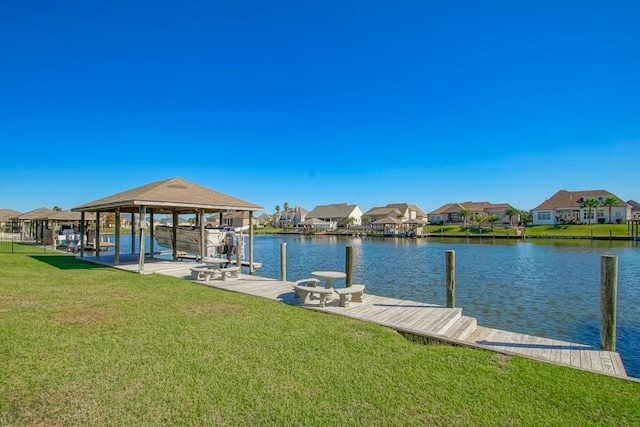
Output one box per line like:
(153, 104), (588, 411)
(0, 234), (54, 254)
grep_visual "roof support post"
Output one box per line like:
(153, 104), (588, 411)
(249, 211), (254, 275)
(199, 209), (205, 260)
(131, 211), (136, 255)
(95, 212), (101, 261)
(172, 210), (178, 260)
(79, 212), (85, 257)
(149, 208), (154, 259)
(114, 208), (121, 266)
(138, 205), (146, 273)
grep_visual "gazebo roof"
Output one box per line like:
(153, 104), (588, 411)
(46, 210), (96, 221)
(17, 207), (54, 220)
(72, 177), (263, 214)
(0, 209), (22, 221)
(372, 216), (402, 225)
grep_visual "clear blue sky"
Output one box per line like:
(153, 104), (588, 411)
(1, 1), (638, 214)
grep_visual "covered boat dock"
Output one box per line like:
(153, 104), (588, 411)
(71, 177), (263, 274)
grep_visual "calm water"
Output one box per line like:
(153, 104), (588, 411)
(122, 233), (640, 378)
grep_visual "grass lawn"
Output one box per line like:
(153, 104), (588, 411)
(1, 254), (639, 426)
(426, 223), (633, 238)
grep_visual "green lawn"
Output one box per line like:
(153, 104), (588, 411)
(426, 223), (633, 237)
(1, 254), (638, 425)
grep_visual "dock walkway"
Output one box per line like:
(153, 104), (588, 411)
(79, 254), (629, 379)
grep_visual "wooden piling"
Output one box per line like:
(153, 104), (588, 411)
(345, 246), (353, 287)
(280, 242), (287, 282)
(600, 255), (618, 351)
(446, 250), (455, 308)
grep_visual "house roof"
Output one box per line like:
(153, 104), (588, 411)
(0, 209), (22, 221)
(532, 190), (627, 210)
(627, 200), (640, 213)
(385, 203), (427, 217)
(17, 207), (54, 220)
(363, 206), (402, 216)
(429, 201), (512, 215)
(306, 203), (360, 219)
(72, 177), (262, 213)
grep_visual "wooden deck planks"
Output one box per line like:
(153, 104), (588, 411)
(90, 257), (629, 380)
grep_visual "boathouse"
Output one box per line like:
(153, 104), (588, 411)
(71, 177), (263, 273)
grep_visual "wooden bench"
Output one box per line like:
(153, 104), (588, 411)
(220, 266), (240, 281)
(293, 283), (333, 307)
(190, 266), (217, 282)
(292, 278), (320, 298)
(334, 284), (365, 307)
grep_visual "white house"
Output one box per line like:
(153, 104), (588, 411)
(305, 203), (363, 229)
(531, 190), (631, 225)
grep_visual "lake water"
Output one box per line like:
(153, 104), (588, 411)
(120, 233), (640, 378)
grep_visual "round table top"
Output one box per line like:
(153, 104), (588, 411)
(202, 257), (229, 264)
(311, 271), (346, 279)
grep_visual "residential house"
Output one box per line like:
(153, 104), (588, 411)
(255, 213), (272, 226)
(364, 203), (427, 223)
(205, 211), (258, 230)
(306, 203), (363, 229)
(531, 190), (631, 225)
(428, 201), (518, 225)
(276, 206), (307, 227)
(362, 206), (402, 225)
(627, 200), (640, 220)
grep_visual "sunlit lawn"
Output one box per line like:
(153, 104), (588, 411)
(426, 223), (632, 237)
(1, 254), (638, 425)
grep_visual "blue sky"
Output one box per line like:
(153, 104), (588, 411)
(1, 1), (638, 214)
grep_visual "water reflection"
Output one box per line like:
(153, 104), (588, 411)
(252, 234), (640, 378)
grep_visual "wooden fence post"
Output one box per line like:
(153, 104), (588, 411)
(345, 246), (353, 287)
(280, 242), (287, 282)
(600, 255), (618, 351)
(446, 250), (455, 308)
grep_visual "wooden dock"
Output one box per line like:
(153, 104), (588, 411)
(79, 254), (629, 379)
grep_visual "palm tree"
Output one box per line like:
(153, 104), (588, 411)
(473, 214), (486, 233)
(282, 202), (290, 226)
(487, 214), (499, 229)
(343, 216), (355, 230)
(602, 197), (618, 224)
(274, 205), (281, 228)
(52, 205), (62, 211)
(580, 198), (600, 225)
(458, 209), (470, 227)
(519, 210), (532, 226)
(504, 207), (519, 226)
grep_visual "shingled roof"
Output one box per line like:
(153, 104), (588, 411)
(0, 209), (22, 221)
(306, 203), (360, 219)
(532, 190), (626, 210)
(72, 177), (262, 213)
(17, 207), (54, 220)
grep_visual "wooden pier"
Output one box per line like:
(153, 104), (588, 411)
(79, 254), (629, 379)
